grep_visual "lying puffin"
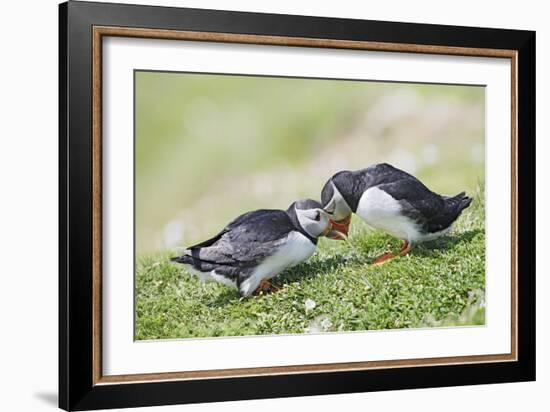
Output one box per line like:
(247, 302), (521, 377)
(321, 163), (473, 264)
(171, 199), (345, 297)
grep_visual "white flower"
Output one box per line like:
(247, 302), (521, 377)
(320, 317), (333, 331)
(305, 315), (332, 334)
(304, 299), (316, 312)
(305, 324), (322, 334)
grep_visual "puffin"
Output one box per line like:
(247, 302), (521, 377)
(320, 163), (473, 264)
(170, 199), (346, 297)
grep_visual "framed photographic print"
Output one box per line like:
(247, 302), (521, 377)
(59, 1), (535, 410)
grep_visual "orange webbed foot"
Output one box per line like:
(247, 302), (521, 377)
(372, 251), (396, 265)
(253, 279), (281, 295)
(372, 241), (411, 265)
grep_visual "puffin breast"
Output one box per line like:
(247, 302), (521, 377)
(356, 187), (420, 241)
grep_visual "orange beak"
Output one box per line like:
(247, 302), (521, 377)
(327, 215), (351, 241)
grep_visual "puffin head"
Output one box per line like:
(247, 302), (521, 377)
(289, 199), (347, 240)
(321, 173), (353, 240)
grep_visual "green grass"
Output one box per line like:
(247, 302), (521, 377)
(135, 185), (485, 340)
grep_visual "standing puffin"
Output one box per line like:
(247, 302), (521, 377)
(171, 199), (345, 297)
(321, 163), (473, 264)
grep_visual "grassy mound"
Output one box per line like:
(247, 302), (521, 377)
(135, 186), (485, 340)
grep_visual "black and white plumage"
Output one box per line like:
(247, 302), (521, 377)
(321, 163), (472, 262)
(171, 199), (342, 296)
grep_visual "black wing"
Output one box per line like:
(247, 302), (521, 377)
(378, 179), (445, 222)
(184, 209), (268, 250)
(377, 178), (471, 233)
(185, 209), (296, 267)
(359, 163), (420, 189)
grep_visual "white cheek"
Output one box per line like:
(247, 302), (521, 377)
(331, 186), (352, 218)
(295, 210), (307, 228)
(334, 202), (351, 221)
(325, 198), (336, 214)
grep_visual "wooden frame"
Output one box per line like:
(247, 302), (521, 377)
(60, 1), (535, 410)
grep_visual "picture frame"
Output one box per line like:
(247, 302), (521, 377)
(59, 1), (535, 410)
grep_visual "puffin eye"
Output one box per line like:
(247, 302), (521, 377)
(313, 211), (321, 221)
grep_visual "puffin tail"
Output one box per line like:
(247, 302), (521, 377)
(170, 254), (193, 265)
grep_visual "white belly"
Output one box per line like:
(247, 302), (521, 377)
(239, 232), (316, 296)
(356, 187), (421, 242)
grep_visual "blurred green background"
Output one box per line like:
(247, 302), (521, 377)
(135, 71), (484, 254)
